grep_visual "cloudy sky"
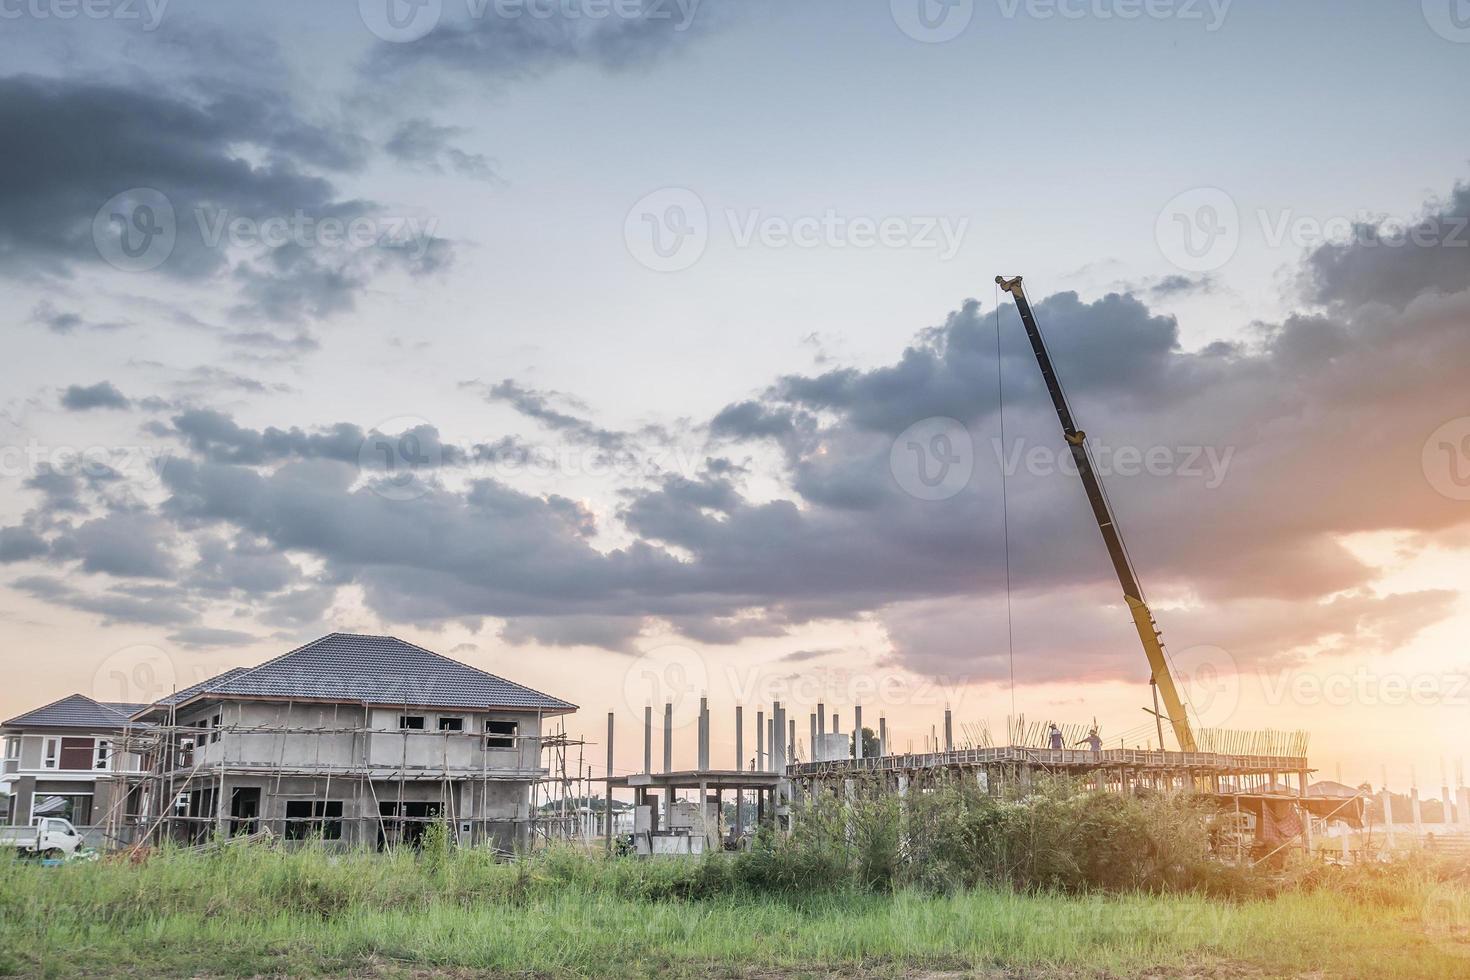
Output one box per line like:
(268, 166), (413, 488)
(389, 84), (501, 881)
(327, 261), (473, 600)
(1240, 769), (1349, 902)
(3, 0), (1468, 793)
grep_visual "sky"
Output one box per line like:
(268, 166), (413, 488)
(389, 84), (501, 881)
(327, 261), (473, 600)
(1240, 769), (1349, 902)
(2, 0), (1468, 797)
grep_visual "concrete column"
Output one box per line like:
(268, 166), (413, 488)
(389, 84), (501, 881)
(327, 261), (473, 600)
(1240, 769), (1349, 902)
(777, 702), (788, 768)
(817, 703), (825, 739)
(854, 705), (863, 760)
(756, 711), (764, 772)
(1440, 758), (1452, 828)
(809, 713), (817, 763)
(1381, 787), (1396, 850)
(1411, 766), (1423, 837)
(944, 708), (953, 752)
(878, 716), (887, 758)
(605, 713), (615, 852)
(788, 719), (796, 765)
(697, 697), (709, 771)
(735, 706), (743, 771)
(662, 702), (673, 773)
(643, 705), (653, 775)
(896, 772), (909, 839)
(1299, 770), (1312, 854)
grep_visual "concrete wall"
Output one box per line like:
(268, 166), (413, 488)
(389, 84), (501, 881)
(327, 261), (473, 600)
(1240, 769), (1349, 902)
(203, 773), (530, 851)
(159, 698), (547, 851)
(176, 701), (545, 777)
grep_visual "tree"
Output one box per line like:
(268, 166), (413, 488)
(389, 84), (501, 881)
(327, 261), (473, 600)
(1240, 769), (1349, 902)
(849, 726), (880, 759)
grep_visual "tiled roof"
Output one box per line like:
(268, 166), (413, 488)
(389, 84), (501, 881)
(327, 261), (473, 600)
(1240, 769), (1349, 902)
(167, 633), (575, 713)
(3, 693), (142, 730)
(150, 668), (251, 710)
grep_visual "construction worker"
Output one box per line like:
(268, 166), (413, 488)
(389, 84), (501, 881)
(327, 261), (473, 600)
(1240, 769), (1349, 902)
(1047, 723), (1064, 750)
(1079, 726), (1103, 755)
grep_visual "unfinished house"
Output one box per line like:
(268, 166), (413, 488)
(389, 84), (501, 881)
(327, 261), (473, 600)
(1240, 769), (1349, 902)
(1, 694), (147, 845)
(125, 633), (576, 851)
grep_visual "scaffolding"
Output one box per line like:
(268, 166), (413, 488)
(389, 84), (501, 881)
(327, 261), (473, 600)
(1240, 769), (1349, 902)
(97, 701), (595, 854)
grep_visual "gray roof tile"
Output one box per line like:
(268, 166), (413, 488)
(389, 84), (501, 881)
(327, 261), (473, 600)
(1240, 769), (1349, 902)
(3, 693), (141, 730)
(168, 634), (575, 713)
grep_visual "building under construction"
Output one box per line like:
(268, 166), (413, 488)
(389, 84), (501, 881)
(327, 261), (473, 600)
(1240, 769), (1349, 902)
(101, 632), (579, 852)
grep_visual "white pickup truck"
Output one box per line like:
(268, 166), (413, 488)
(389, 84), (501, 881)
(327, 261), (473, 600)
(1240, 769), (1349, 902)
(0, 817), (86, 858)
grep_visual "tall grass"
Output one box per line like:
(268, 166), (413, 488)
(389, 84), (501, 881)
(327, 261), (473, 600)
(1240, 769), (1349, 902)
(1, 781), (1465, 977)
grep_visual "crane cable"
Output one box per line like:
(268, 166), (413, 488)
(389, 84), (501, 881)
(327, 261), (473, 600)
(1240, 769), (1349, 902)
(995, 281), (1017, 720)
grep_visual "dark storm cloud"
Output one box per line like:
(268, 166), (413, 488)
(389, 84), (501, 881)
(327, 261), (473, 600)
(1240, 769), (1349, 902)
(30, 301), (129, 334)
(12, 171), (1470, 675)
(478, 379), (634, 452)
(0, 526), (49, 563)
(163, 409), (483, 471)
(50, 512), (178, 579)
(0, 73), (451, 323)
(60, 381), (131, 411)
(1303, 184), (1470, 310)
(365, 1), (708, 81)
(1148, 273), (1216, 299)
(386, 118), (499, 181)
(14, 576), (198, 627)
(166, 626), (259, 649)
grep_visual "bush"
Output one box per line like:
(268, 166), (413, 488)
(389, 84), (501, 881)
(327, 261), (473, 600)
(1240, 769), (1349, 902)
(776, 774), (1262, 898)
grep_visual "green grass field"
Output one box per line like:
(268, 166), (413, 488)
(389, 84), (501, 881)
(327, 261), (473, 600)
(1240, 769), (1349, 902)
(1, 844), (1466, 978)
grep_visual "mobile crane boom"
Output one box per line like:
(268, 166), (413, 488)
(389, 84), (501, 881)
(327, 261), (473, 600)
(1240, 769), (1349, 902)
(995, 275), (1198, 752)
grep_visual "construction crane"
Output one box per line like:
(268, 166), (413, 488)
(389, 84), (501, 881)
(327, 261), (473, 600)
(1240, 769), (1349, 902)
(995, 275), (1198, 752)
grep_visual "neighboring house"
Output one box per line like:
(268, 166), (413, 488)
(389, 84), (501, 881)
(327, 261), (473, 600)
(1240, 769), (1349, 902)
(1, 694), (148, 844)
(128, 633), (576, 852)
